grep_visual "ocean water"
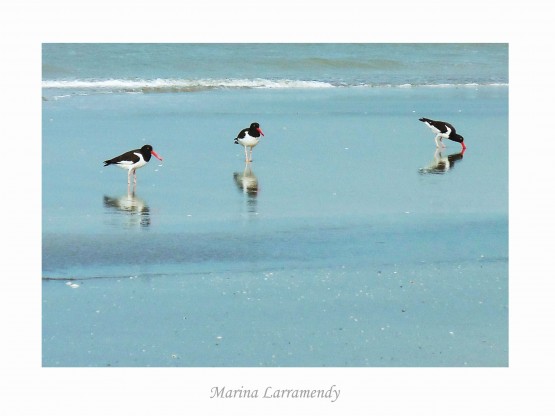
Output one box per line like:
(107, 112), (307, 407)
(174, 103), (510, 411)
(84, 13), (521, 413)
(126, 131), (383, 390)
(42, 44), (508, 366)
(42, 43), (507, 92)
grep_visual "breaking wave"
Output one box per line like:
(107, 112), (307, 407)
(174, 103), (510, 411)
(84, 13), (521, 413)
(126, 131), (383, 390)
(42, 77), (507, 95)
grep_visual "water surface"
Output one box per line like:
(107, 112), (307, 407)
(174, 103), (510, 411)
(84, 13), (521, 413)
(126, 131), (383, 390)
(42, 44), (508, 366)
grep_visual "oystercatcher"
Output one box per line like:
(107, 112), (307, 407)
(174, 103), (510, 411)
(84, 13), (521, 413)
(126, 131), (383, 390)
(419, 118), (466, 150)
(103, 144), (163, 185)
(234, 122), (264, 162)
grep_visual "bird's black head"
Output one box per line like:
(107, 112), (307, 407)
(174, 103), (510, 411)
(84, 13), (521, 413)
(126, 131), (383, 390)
(451, 134), (467, 150)
(141, 144), (163, 161)
(249, 122), (265, 137)
(141, 145), (153, 152)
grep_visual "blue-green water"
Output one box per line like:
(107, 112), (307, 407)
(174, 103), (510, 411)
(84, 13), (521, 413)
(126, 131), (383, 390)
(42, 43), (507, 91)
(42, 44), (508, 366)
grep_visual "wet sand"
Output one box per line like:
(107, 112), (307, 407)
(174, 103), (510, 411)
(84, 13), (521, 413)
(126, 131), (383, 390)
(42, 86), (508, 366)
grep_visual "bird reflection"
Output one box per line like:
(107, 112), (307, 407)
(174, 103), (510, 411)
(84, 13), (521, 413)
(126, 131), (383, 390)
(103, 187), (151, 228)
(419, 148), (465, 175)
(233, 162), (259, 213)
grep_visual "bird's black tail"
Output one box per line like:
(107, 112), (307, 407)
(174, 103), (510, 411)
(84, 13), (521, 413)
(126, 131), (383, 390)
(419, 117), (433, 123)
(103, 160), (112, 166)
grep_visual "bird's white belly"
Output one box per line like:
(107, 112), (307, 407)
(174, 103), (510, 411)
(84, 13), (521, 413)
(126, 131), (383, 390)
(238, 136), (259, 147)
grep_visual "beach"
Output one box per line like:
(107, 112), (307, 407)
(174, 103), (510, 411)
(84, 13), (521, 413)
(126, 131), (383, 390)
(42, 44), (508, 367)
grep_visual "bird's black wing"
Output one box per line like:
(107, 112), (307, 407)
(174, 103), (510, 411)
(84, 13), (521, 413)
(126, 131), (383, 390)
(443, 122), (457, 135)
(236, 128), (249, 139)
(103, 149), (141, 166)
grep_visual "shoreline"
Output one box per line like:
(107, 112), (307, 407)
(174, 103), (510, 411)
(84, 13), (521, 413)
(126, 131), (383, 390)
(42, 84), (508, 367)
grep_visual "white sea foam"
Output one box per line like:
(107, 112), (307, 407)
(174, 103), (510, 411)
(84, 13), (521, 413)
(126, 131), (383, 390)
(41, 78), (508, 94)
(42, 78), (336, 91)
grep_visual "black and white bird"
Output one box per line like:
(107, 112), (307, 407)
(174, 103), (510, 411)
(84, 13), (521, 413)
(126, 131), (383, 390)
(103, 144), (163, 185)
(419, 118), (466, 150)
(234, 122), (265, 162)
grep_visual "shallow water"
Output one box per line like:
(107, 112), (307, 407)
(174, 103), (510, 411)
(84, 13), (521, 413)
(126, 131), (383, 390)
(42, 82), (508, 366)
